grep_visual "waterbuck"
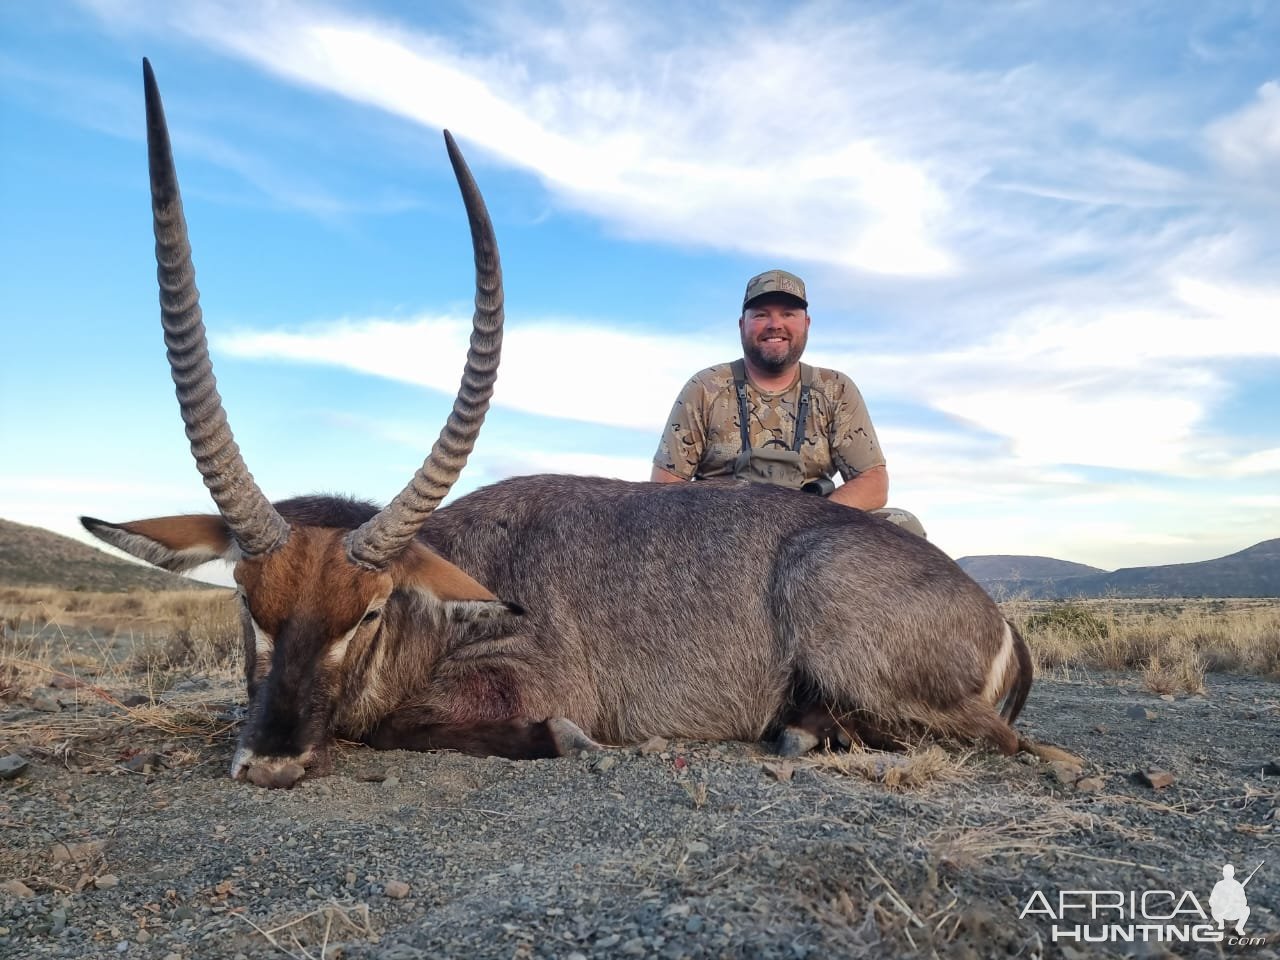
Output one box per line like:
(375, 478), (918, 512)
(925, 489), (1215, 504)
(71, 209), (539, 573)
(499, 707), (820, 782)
(83, 61), (1034, 789)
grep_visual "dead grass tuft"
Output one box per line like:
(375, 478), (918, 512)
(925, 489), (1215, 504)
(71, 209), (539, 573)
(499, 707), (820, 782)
(928, 806), (1099, 870)
(238, 900), (379, 959)
(803, 744), (970, 790)
(1143, 651), (1207, 696)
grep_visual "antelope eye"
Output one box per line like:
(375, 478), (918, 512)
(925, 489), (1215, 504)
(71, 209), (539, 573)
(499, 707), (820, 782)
(361, 609), (382, 625)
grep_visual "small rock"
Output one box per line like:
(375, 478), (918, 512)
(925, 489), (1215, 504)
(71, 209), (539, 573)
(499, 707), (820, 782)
(172, 677), (211, 693)
(1092, 724), (1108, 734)
(383, 880), (411, 899)
(1159, 694), (1175, 702)
(1048, 760), (1084, 784)
(51, 839), (107, 864)
(119, 694), (151, 708)
(591, 755), (618, 774)
(49, 674), (84, 690)
(1075, 777), (1105, 794)
(621, 938), (646, 956)
(762, 761), (794, 782)
(1126, 705), (1157, 721)
(685, 841), (709, 855)
(31, 691), (62, 713)
(121, 754), (161, 774)
(596, 934), (621, 949)
(1137, 768), (1175, 790)
(639, 737), (669, 756)
(0, 879), (34, 897)
(0, 755), (29, 780)
(94, 874), (120, 889)
(1263, 759), (1280, 776)
(382, 776), (400, 788)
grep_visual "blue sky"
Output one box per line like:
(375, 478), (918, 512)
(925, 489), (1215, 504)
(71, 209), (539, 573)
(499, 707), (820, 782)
(2, 0), (1278, 577)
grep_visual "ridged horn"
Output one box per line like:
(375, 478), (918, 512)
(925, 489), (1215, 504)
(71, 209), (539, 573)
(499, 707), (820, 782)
(347, 131), (504, 568)
(144, 58), (289, 557)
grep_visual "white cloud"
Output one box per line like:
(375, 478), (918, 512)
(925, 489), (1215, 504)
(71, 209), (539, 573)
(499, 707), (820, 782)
(219, 258), (1278, 482)
(1206, 80), (1280, 184)
(217, 313), (725, 431)
(79, 0), (963, 275)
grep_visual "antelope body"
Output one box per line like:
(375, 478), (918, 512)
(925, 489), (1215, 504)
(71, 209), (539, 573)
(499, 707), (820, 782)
(84, 62), (1033, 789)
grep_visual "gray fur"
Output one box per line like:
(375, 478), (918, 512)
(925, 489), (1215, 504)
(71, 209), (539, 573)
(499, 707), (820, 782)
(319, 476), (1023, 752)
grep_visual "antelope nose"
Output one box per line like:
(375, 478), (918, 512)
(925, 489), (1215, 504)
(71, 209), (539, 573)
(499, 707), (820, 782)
(245, 759), (306, 789)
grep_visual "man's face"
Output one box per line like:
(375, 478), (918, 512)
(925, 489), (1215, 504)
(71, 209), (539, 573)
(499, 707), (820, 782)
(739, 296), (810, 374)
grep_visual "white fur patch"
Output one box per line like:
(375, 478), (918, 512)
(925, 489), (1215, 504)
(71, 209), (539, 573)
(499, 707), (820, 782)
(324, 624), (360, 669)
(982, 622), (1015, 704)
(251, 619), (274, 659)
(90, 523), (232, 572)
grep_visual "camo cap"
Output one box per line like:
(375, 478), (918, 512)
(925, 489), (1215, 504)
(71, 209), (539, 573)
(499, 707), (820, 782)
(743, 269), (807, 309)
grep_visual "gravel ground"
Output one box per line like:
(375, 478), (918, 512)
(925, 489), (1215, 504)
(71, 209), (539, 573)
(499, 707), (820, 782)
(1, 658), (1277, 959)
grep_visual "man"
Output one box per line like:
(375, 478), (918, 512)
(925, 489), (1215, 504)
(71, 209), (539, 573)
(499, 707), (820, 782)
(651, 269), (925, 537)
(1209, 863), (1252, 936)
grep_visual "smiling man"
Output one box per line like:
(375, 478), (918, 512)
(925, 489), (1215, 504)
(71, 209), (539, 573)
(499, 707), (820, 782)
(651, 269), (925, 536)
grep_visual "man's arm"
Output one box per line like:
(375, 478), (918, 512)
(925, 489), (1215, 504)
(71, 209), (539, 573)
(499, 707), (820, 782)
(650, 465), (687, 483)
(828, 464), (888, 512)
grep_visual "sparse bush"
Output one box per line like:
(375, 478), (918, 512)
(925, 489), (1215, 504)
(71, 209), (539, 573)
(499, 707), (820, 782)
(1024, 605), (1110, 641)
(1007, 598), (1280, 680)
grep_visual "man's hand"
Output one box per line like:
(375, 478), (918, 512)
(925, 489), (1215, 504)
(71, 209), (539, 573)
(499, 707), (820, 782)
(828, 464), (888, 512)
(650, 465), (687, 483)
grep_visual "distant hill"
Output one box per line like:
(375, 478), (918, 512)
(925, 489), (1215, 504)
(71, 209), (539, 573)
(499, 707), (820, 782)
(959, 538), (1280, 599)
(0, 518), (220, 592)
(957, 556), (1105, 582)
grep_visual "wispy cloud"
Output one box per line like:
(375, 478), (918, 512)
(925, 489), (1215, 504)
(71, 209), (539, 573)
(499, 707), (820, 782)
(218, 262), (1277, 483)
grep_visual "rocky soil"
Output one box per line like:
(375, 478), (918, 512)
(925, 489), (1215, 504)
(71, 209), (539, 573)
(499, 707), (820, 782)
(0, 635), (1277, 959)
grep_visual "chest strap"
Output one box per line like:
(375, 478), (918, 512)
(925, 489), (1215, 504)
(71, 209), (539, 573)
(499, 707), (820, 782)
(730, 359), (813, 453)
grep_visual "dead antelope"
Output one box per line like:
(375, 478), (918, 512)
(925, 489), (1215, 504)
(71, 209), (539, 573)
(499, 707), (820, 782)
(84, 61), (1035, 789)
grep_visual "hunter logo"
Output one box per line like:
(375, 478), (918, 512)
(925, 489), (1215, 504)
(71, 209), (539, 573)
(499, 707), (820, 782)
(1020, 861), (1265, 947)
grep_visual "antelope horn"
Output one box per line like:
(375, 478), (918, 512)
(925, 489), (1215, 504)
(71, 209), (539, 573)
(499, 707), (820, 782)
(144, 59), (289, 557)
(347, 131), (504, 568)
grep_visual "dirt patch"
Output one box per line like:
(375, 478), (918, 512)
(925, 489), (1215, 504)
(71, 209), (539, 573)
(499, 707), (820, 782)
(1, 632), (1277, 958)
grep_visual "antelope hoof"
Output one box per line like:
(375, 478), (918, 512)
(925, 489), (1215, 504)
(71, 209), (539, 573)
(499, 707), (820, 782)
(547, 717), (603, 756)
(231, 748), (308, 789)
(776, 726), (820, 758)
(244, 760), (307, 789)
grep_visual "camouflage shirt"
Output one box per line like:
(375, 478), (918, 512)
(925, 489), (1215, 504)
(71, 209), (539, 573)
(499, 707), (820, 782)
(653, 362), (885, 482)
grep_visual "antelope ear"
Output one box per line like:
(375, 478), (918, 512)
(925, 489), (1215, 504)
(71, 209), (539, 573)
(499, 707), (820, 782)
(80, 514), (239, 572)
(391, 542), (523, 621)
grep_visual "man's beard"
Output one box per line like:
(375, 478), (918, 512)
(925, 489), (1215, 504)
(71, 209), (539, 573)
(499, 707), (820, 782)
(742, 330), (807, 375)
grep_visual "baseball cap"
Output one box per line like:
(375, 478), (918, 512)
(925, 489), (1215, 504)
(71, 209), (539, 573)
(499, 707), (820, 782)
(743, 269), (807, 309)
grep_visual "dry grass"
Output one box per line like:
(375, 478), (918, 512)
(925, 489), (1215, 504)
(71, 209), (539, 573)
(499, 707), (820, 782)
(238, 901), (379, 960)
(802, 744), (972, 790)
(1006, 598), (1280, 689)
(0, 585), (236, 633)
(1, 586), (242, 748)
(927, 806), (1102, 870)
